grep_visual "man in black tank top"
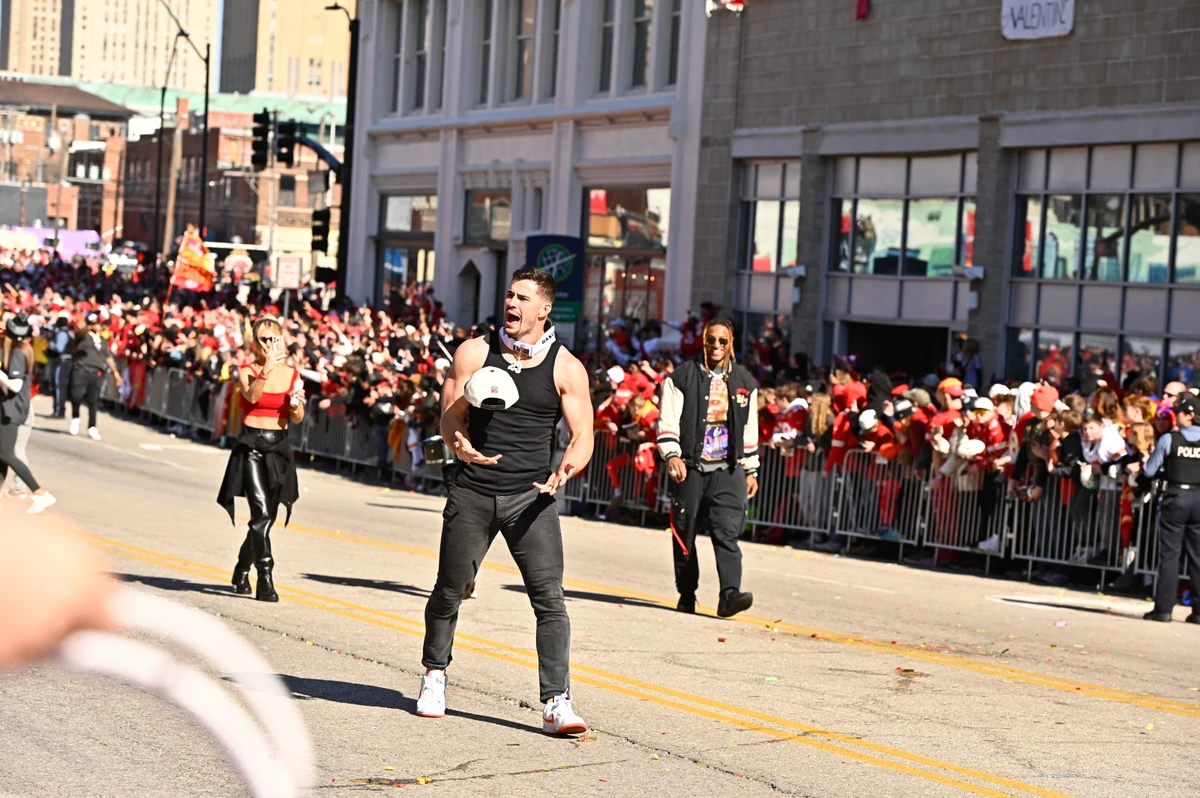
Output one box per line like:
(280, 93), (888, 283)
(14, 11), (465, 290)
(415, 268), (595, 735)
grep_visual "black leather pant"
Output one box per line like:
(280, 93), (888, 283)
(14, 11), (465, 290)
(235, 445), (281, 572)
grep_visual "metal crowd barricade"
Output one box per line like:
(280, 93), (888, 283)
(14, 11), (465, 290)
(343, 419), (381, 468)
(580, 432), (663, 519)
(922, 464), (1010, 569)
(746, 447), (837, 543)
(1009, 473), (1132, 581)
(830, 449), (927, 557)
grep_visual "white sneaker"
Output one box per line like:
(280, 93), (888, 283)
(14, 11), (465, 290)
(416, 669), (446, 718)
(27, 493), (56, 515)
(68, 418), (80, 436)
(87, 427), (101, 440)
(978, 534), (1001, 554)
(542, 693), (587, 736)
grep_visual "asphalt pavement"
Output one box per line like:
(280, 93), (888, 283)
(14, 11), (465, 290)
(1, 396), (1197, 798)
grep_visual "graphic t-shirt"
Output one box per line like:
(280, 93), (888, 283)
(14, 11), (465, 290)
(700, 374), (730, 465)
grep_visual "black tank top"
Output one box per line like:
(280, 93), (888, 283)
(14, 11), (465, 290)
(455, 331), (563, 497)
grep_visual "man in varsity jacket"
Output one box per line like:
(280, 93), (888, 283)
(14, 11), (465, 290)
(656, 317), (759, 618)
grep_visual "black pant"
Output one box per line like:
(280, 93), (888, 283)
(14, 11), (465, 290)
(669, 465), (746, 599)
(423, 484), (570, 702)
(1153, 486), (1200, 614)
(0, 419), (39, 492)
(53, 358), (72, 417)
(70, 369), (103, 428)
(234, 446), (281, 572)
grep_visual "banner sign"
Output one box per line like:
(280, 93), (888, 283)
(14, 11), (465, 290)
(1002, 0), (1074, 40)
(171, 228), (215, 292)
(526, 235), (585, 344)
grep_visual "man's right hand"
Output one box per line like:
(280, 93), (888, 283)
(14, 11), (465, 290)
(454, 431), (502, 466)
(666, 456), (687, 483)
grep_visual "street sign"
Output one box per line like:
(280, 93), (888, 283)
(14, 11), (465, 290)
(274, 255), (303, 290)
(526, 235), (585, 348)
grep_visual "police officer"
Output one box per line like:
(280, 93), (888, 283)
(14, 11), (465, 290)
(1143, 393), (1200, 623)
(657, 317), (758, 618)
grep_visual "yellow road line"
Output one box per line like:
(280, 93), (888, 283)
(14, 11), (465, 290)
(272, 517), (1200, 719)
(81, 529), (1074, 798)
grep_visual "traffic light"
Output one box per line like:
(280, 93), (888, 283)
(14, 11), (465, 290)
(311, 207), (331, 253)
(251, 109), (271, 170)
(277, 120), (297, 168)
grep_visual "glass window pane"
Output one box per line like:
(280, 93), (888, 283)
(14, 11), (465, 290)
(963, 152), (978, 194)
(1047, 147), (1087, 191)
(586, 187), (670, 248)
(857, 157), (906, 195)
(755, 163), (783, 198)
(1167, 339), (1200, 388)
(780, 200), (799, 270)
(1006, 328), (1033, 382)
(1043, 195), (1082, 279)
(906, 198), (958, 277)
(1134, 143), (1178, 190)
(465, 190), (511, 244)
(908, 154), (962, 195)
(1083, 194), (1125, 282)
(1035, 330), (1074, 388)
(1089, 145), (1132, 190)
(833, 198), (853, 272)
(852, 198), (904, 275)
(382, 195), (438, 233)
(1078, 334), (1117, 385)
(961, 199), (976, 268)
(1176, 194), (1200, 283)
(740, 163), (757, 200)
(1127, 194), (1172, 284)
(1013, 196), (1041, 277)
(1019, 150), (1045, 191)
(783, 161), (801, 198)
(749, 200), (780, 272)
(1122, 337), (1162, 388)
(833, 157), (856, 196)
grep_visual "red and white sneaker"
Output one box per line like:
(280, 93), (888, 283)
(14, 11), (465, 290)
(542, 693), (587, 735)
(415, 669), (446, 718)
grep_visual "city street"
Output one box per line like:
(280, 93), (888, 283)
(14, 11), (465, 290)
(1, 397), (1196, 798)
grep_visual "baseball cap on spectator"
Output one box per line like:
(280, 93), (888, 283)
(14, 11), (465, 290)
(988, 383), (1013, 400)
(85, 311), (101, 325)
(1176, 394), (1198, 416)
(890, 383), (909, 397)
(1031, 384), (1059, 413)
(937, 377), (964, 398)
(969, 397), (994, 414)
(859, 409), (879, 432)
(464, 366), (519, 410)
(892, 398), (915, 419)
(607, 366), (625, 384)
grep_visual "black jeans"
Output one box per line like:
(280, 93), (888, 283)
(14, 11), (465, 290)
(423, 484), (570, 702)
(0, 419), (39, 492)
(53, 358), (72, 416)
(669, 465), (747, 599)
(1153, 486), (1200, 614)
(234, 438), (283, 572)
(70, 369), (103, 428)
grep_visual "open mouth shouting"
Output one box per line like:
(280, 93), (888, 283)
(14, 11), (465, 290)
(504, 308), (522, 330)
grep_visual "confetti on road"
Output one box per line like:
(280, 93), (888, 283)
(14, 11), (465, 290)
(717, 637), (726, 642)
(765, 676), (779, 681)
(416, 776), (433, 785)
(383, 766), (395, 771)
(1055, 620), (1068, 627)
(1145, 723), (1155, 731)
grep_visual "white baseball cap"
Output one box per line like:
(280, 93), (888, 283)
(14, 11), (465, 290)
(858, 408), (879, 432)
(464, 366), (520, 410)
(607, 366), (625, 384)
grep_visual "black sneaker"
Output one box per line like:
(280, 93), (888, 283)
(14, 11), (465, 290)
(717, 590), (753, 618)
(1143, 610), (1173, 623)
(676, 594), (696, 614)
(1186, 612), (1200, 625)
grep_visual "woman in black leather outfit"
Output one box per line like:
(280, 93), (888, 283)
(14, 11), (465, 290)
(217, 317), (304, 602)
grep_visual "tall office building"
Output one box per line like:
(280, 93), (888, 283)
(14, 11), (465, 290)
(1, 0), (219, 92)
(220, 0), (355, 98)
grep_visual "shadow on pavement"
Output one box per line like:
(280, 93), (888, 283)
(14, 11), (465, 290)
(365, 502), (442, 513)
(991, 596), (1140, 618)
(303, 573), (431, 598)
(272, 676), (542, 734)
(117, 572), (235, 598)
(501, 583), (665, 611)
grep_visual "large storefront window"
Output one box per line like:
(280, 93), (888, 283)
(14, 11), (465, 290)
(1014, 144), (1200, 283)
(734, 162), (798, 350)
(377, 194), (437, 309)
(582, 186), (670, 349)
(464, 190), (511, 245)
(830, 153), (976, 277)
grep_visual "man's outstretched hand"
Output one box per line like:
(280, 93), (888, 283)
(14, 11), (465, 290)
(453, 431), (502, 466)
(534, 461), (580, 495)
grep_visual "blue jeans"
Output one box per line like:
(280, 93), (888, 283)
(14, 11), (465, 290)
(422, 484), (570, 702)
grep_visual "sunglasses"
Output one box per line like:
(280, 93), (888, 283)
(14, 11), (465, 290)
(705, 337), (730, 346)
(258, 336), (280, 346)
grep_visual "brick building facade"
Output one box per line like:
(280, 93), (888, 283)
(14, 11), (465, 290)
(694, 0), (1200, 388)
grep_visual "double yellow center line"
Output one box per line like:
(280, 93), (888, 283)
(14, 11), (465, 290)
(78, 528), (1074, 798)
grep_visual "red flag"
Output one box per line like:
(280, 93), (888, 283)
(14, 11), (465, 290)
(170, 227), (215, 292)
(856, 0), (870, 20)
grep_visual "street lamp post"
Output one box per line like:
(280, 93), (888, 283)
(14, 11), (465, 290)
(156, 0), (210, 241)
(326, 2), (357, 301)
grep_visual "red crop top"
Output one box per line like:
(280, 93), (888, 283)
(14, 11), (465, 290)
(242, 367), (299, 420)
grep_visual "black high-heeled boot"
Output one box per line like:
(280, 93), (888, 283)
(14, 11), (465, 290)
(232, 534), (254, 595)
(255, 558), (280, 602)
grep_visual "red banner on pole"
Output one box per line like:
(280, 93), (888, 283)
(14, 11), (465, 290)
(170, 226), (215, 292)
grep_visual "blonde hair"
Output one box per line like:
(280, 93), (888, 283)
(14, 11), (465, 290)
(808, 393), (833, 438)
(251, 317), (284, 366)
